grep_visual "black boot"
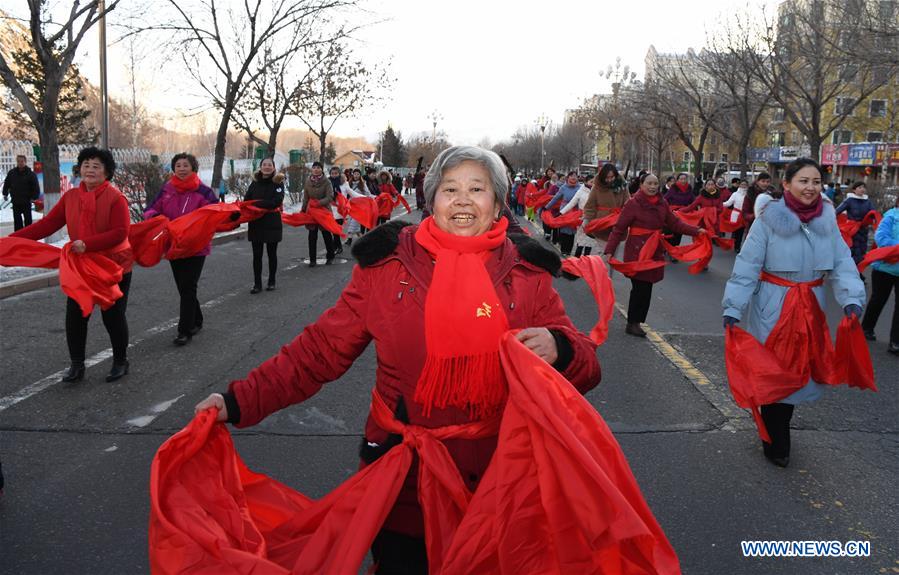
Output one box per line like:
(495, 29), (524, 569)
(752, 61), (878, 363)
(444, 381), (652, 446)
(61, 362), (86, 383)
(106, 360), (129, 382)
(625, 322), (646, 337)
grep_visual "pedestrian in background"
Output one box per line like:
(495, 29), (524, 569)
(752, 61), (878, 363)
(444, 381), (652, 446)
(244, 157), (284, 294)
(559, 175), (595, 257)
(741, 171), (772, 230)
(677, 178), (725, 235)
(861, 195), (899, 354)
(723, 179), (749, 253)
(722, 158), (865, 467)
(583, 163), (629, 251)
(836, 182), (876, 265)
(11, 147), (133, 382)
(2, 154), (40, 231)
(303, 161), (336, 266)
(663, 172), (694, 250)
(376, 170), (399, 226)
(145, 153), (219, 346)
(603, 172), (704, 337)
(544, 170), (581, 256)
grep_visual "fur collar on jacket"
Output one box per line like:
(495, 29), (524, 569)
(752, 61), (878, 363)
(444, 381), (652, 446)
(757, 194), (835, 237)
(254, 171), (285, 184)
(352, 220), (561, 275)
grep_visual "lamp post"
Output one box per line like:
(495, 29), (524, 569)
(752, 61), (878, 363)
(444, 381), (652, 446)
(427, 110), (444, 142)
(99, 0), (109, 148)
(535, 114), (549, 170)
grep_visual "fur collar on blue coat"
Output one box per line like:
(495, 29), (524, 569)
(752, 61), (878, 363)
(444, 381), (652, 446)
(757, 194), (835, 237)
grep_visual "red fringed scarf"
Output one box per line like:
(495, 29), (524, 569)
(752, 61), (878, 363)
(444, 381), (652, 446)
(169, 172), (201, 194)
(413, 216), (510, 418)
(78, 180), (111, 239)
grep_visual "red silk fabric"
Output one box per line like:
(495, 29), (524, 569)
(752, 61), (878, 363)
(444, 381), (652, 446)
(281, 200), (346, 237)
(541, 208), (583, 229)
(608, 229), (667, 277)
(166, 202), (240, 259)
(375, 192), (411, 218)
(149, 334), (679, 574)
(128, 216), (171, 267)
(725, 273), (877, 440)
(609, 230), (728, 277)
(59, 244), (124, 317)
(0, 237), (61, 269)
(584, 208), (622, 236)
(718, 208), (744, 233)
(837, 211), (882, 247)
(348, 197), (379, 230)
(561, 256), (615, 345)
(857, 244), (899, 273)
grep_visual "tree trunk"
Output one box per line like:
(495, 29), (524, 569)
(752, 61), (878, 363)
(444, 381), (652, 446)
(38, 117), (63, 242)
(267, 127), (279, 155)
(211, 106), (232, 190)
(808, 137), (822, 164)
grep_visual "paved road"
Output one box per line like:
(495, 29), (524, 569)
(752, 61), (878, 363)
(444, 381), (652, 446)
(1, 208), (896, 574)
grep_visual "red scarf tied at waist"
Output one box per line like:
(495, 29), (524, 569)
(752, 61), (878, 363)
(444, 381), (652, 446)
(725, 272), (876, 441)
(149, 333), (680, 574)
(837, 211), (882, 247)
(413, 216), (509, 418)
(282, 200), (346, 237)
(169, 172), (201, 194)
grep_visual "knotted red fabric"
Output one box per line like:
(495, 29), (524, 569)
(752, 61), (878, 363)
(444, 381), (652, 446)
(541, 208), (583, 229)
(725, 272), (877, 440)
(166, 202), (240, 259)
(149, 333), (680, 574)
(0, 237), (61, 268)
(584, 208), (622, 236)
(128, 216), (171, 267)
(412, 216), (510, 418)
(281, 200), (346, 237)
(837, 211), (882, 247)
(857, 244), (899, 273)
(59, 243), (124, 317)
(608, 228), (667, 277)
(561, 256), (615, 345)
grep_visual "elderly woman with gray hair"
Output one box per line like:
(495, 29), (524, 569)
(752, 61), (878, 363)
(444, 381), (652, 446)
(194, 145), (600, 572)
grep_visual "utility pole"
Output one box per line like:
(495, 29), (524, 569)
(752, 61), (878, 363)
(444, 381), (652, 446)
(99, 0), (109, 148)
(535, 114), (550, 170)
(427, 110), (443, 142)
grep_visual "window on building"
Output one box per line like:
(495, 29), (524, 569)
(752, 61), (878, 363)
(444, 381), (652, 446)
(866, 132), (883, 142)
(872, 66), (890, 85)
(772, 132), (786, 146)
(870, 99), (887, 117)
(707, 153), (716, 163)
(721, 153), (729, 163)
(839, 64), (858, 83)
(835, 97), (856, 116)
(791, 131), (800, 145)
(772, 107), (785, 122)
(832, 130), (853, 144)
(683, 151), (691, 162)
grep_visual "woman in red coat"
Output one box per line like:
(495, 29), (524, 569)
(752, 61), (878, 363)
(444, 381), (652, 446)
(195, 146), (600, 573)
(677, 178), (725, 234)
(603, 173), (705, 337)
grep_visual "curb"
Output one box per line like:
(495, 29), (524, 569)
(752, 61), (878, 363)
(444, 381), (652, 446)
(0, 228), (247, 300)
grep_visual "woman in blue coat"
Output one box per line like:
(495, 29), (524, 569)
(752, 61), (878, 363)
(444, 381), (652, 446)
(544, 171), (582, 256)
(836, 182), (876, 264)
(861, 195), (899, 354)
(722, 158), (865, 467)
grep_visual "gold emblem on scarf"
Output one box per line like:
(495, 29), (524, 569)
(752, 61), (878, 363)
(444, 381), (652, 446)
(476, 302), (493, 318)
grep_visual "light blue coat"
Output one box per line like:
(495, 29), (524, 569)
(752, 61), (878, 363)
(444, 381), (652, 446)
(873, 207), (899, 276)
(722, 195), (866, 404)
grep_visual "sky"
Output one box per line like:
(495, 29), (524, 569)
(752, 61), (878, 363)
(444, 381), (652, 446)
(18, 0), (779, 147)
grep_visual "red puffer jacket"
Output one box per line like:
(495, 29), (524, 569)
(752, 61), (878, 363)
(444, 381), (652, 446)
(227, 221), (601, 538)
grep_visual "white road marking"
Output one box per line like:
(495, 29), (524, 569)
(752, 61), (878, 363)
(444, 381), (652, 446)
(126, 394), (185, 428)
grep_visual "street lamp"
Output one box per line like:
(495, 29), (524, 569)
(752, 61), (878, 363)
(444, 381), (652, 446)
(427, 110), (444, 142)
(535, 114), (550, 170)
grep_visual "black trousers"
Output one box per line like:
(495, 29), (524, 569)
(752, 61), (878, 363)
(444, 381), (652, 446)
(65, 272), (131, 363)
(760, 403), (794, 459)
(251, 241), (278, 287)
(627, 279), (654, 324)
(559, 232), (575, 256)
(12, 203), (32, 230)
(308, 226), (335, 261)
(169, 256), (205, 336)
(574, 245), (593, 257)
(732, 227), (745, 253)
(371, 530), (428, 575)
(862, 269), (899, 344)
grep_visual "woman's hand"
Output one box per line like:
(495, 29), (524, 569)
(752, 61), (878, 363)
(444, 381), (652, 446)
(696, 228), (709, 236)
(71, 239), (86, 254)
(516, 327), (558, 364)
(195, 393), (228, 422)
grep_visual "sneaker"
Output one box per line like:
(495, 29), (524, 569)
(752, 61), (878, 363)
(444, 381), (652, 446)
(250, 285), (262, 294)
(889, 342), (899, 355)
(266, 283), (276, 291)
(863, 329), (876, 341)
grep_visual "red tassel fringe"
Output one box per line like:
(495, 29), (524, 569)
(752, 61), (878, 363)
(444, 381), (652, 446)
(414, 352), (507, 419)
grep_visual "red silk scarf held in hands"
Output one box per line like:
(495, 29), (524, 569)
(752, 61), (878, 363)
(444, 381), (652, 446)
(413, 216), (510, 418)
(541, 208), (583, 229)
(149, 333), (680, 575)
(347, 197), (379, 231)
(837, 211), (882, 247)
(281, 200), (346, 237)
(128, 216), (171, 267)
(584, 207), (622, 236)
(561, 255), (615, 345)
(725, 272), (877, 440)
(718, 207), (744, 233)
(607, 228), (668, 277)
(857, 244), (899, 273)
(0, 238), (123, 316)
(166, 202), (240, 259)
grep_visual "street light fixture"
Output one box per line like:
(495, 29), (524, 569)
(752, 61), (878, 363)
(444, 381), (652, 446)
(535, 114), (550, 170)
(427, 110), (444, 142)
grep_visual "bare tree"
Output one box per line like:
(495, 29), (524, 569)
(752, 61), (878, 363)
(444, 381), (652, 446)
(744, 0), (899, 160)
(291, 41), (391, 162)
(575, 58), (639, 164)
(0, 0), (119, 216)
(129, 0), (356, 188)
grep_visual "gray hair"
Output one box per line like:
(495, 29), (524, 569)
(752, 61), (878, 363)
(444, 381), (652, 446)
(424, 146), (509, 210)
